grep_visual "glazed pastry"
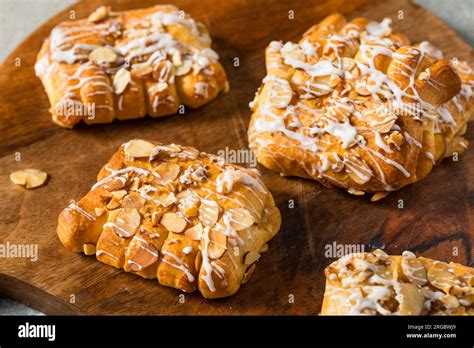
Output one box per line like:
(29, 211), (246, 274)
(248, 13), (474, 200)
(57, 140), (280, 298)
(35, 5), (228, 128)
(321, 249), (474, 315)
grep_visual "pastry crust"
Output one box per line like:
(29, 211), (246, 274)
(248, 14), (474, 199)
(35, 5), (228, 128)
(57, 140), (280, 298)
(321, 249), (474, 315)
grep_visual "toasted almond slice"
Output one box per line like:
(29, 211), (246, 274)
(399, 283), (424, 315)
(244, 251), (261, 265)
(104, 175), (127, 191)
(94, 207), (105, 217)
(88, 6), (110, 22)
(228, 207), (255, 231)
(150, 144), (182, 159)
(342, 57), (356, 71)
(151, 211), (162, 227)
(175, 60), (193, 76)
(269, 78), (293, 108)
(185, 223), (203, 241)
(10, 169), (48, 189)
(439, 294), (460, 309)
(242, 264), (256, 284)
(113, 68), (131, 95)
(132, 64), (153, 77)
(207, 229), (227, 259)
(122, 192), (145, 209)
(129, 177), (140, 191)
(83, 243), (97, 255)
(160, 212), (187, 233)
(199, 200), (220, 227)
(106, 196), (121, 210)
(128, 241), (159, 272)
(427, 265), (459, 293)
(89, 46), (117, 65)
(112, 189), (127, 200)
(124, 139), (156, 158)
(177, 147), (200, 161)
(153, 162), (180, 184)
(259, 244), (269, 253)
(371, 192), (390, 202)
(172, 51), (182, 66)
(401, 255), (427, 286)
(113, 208), (141, 238)
(158, 192), (177, 207)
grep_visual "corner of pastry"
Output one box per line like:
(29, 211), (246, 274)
(56, 139), (281, 298)
(35, 5), (229, 128)
(321, 249), (474, 315)
(248, 13), (474, 198)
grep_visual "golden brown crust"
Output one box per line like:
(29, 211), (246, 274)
(321, 250), (474, 315)
(248, 14), (474, 198)
(35, 5), (228, 128)
(57, 140), (280, 298)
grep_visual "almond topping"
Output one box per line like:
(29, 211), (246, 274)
(160, 212), (187, 233)
(399, 283), (424, 315)
(175, 60), (193, 76)
(228, 207), (255, 230)
(427, 265), (459, 293)
(88, 6), (110, 22)
(113, 68), (131, 95)
(269, 78), (293, 108)
(185, 223), (203, 241)
(122, 192), (145, 210)
(244, 251), (261, 265)
(206, 229), (227, 259)
(242, 264), (256, 284)
(259, 244), (269, 253)
(401, 256), (427, 286)
(124, 139), (156, 158)
(151, 211), (162, 227)
(132, 64), (153, 77)
(89, 46), (117, 65)
(83, 243), (96, 256)
(153, 162), (180, 184)
(199, 199), (220, 227)
(113, 208), (141, 238)
(94, 207), (105, 217)
(371, 192), (390, 202)
(127, 241), (159, 272)
(10, 169), (48, 189)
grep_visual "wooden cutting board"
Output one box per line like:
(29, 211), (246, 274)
(0, 0), (472, 315)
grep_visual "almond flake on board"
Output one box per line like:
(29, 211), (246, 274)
(10, 169), (48, 189)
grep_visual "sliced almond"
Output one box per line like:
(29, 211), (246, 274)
(153, 162), (180, 184)
(199, 199), (220, 227)
(427, 265), (460, 293)
(439, 294), (460, 309)
(89, 46), (117, 65)
(132, 64), (153, 77)
(94, 207), (105, 217)
(151, 211), (162, 227)
(129, 177), (140, 191)
(112, 189), (127, 200)
(83, 243), (96, 256)
(206, 229), (227, 259)
(149, 144), (182, 160)
(113, 68), (131, 95)
(244, 251), (261, 265)
(158, 192), (177, 207)
(371, 192), (390, 202)
(269, 78), (293, 108)
(153, 60), (173, 82)
(106, 196), (121, 210)
(124, 139), (156, 158)
(371, 115), (397, 134)
(175, 60), (193, 76)
(242, 264), (256, 284)
(127, 241), (159, 272)
(10, 169), (48, 189)
(401, 256), (427, 286)
(259, 244), (269, 253)
(113, 208), (141, 238)
(342, 57), (356, 71)
(228, 207), (255, 231)
(160, 212), (187, 233)
(104, 176), (127, 191)
(399, 283), (424, 315)
(122, 192), (145, 210)
(88, 6), (110, 23)
(185, 223), (203, 241)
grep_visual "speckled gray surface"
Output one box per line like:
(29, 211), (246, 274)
(0, 0), (472, 315)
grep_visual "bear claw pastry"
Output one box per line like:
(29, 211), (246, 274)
(35, 5), (228, 128)
(57, 140), (280, 298)
(321, 250), (474, 315)
(248, 14), (474, 199)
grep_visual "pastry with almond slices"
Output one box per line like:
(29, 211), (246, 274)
(57, 139), (280, 298)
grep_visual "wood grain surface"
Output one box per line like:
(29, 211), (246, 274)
(0, 0), (473, 315)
